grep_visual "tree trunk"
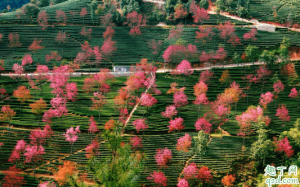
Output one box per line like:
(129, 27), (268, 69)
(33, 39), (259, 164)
(98, 109), (101, 124)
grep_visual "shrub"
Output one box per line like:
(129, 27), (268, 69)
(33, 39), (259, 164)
(22, 3), (40, 18)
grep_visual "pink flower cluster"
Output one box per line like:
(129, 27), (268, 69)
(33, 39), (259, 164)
(133, 118), (148, 133)
(275, 137), (294, 158)
(43, 95), (68, 123)
(259, 92), (274, 109)
(88, 116), (99, 134)
(29, 125), (53, 145)
(199, 70), (214, 83)
(273, 80), (284, 94)
(154, 147), (172, 167)
(9, 139), (26, 162)
(39, 181), (57, 187)
(288, 88), (298, 98)
(22, 54), (33, 66)
(168, 117), (185, 132)
(275, 104), (290, 122)
(130, 136), (143, 148)
(246, 65), (271, 84)
(147, 171), (167, 186)
(243, 28), (257, 41)
(193, 94), (209, 105)
(161, 105), (178, 119)
(173, 91), (188, 107)
(24, 145), (45, 163)
(45, 51), (62, 63)
(175, 60), (194, 76)
(140, 93), (157, 107)
(163, 44), (198, 63)
(183, 163), (199, 180)
(85, 139), (100, 159)
(176, 133), (192, 152)
(177, 178), (189, 187)
(63, 126), (81, 144)
(195, 117), (212, 133)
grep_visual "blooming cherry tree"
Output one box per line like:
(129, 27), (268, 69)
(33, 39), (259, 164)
(177, 179), (189, 187)
(259, 92), (274, 110)
(274, 137), (294, 158)
(195, 117), (212, 133)
(161, 105), (178, 119)
(183, 163), (199, 180)
(133, 118), (148, 135)
(176, 133), (192, 161)
(63, 126), (81, 153)
(147, 171), (167, 186)
(154, 147), (172, 168)
(276, 104), (290, 128)
(130, 136), (143, 148)
(168, 117), (185, 133)
(85, 139), (100, 159)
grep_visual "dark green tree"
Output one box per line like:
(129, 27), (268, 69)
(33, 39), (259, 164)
(259, 50), (277, 65)
(199, 0), (209, 10)
(250, 128), (272, 166)
(193, 130), (209, 164)
(88, 120), (145, 187)
(245, 44), (259, 64)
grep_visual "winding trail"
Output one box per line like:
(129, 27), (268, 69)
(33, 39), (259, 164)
(1, 61), (266, 78)
(177, 136), (213, 180)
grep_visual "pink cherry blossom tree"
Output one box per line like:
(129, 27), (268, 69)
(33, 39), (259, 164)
(63, 126), (81, 153)
(154, 147), (172, 168)
(178, 179), (189, 187)
(176, 133), (192, 162)
(21, 54), (33, 66)
(132, 118), (148, 137)
(56, 10), (67, 24)
(274, 137), (294, 159)
(173, 90), (188, 116)
(183, 163), (199, 180)
(176, 60), (193, 86)
(147, 171), (167, 187)
(140, 93), (157, 117)
(80, 27), (93, 40)
(288, 87), (299, 110)
(55, 31), (68, 57)
(161, 105), (178, 119)
(129, 136), (143, 149)
(195, 117), (212, 133)
(37, 10), (49, 31)
(168, 117), (185, 134)
(273, 80), (284, 108)
(85, 139), (100, 159)
(243, 28), (257, 41)
(189, 1), (209, 24)
(80, 8), (88, 25)
(259, 92), (273, 110)
(23, 144), (45, 163)
(125, 11), (145, 37)
(275, 104), (290, 128)
(9, 139), (26, 163)
(88, 116), (99, 135)
(90, 92), (107, 124)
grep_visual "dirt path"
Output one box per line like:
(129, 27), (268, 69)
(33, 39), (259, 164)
(121, 72), (155, 134)
(177, 136), (213, 180)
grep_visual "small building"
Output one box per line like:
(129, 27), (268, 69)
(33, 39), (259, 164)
(113, 66), (132, 73)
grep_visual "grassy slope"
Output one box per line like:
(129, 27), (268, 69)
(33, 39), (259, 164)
(1, 63), (300, 185)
